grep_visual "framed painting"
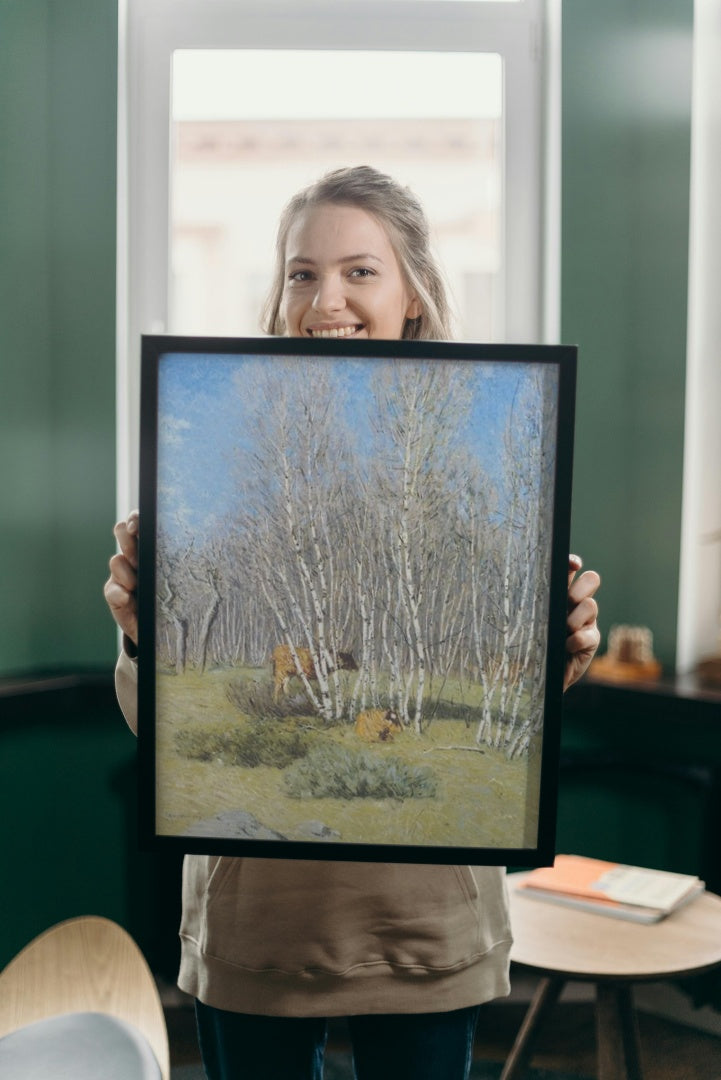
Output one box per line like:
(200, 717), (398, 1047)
(137, 335), (576, 865)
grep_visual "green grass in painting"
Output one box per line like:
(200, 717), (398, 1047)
(155, 666), (541, 850)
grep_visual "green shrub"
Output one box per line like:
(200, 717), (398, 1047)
(175, 719), (314, 769)
(282, 744), (438, 800)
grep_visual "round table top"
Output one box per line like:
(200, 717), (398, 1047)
(508, 871), (721, 981)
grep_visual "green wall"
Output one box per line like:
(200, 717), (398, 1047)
(562, 0), (693, 670)
(0, 0), (118, 676)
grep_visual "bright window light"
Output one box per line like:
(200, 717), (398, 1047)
(172, 50), (502, 121)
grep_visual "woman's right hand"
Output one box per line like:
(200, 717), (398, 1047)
(103, 510), (139, 646)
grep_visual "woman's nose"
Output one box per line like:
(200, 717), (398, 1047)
(312, 274), (345, 314)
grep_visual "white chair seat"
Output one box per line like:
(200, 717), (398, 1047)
(0, 1011), (162, 1079)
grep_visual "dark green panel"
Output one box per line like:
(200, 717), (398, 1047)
(562, 0), (693, 669)
(0, 2), (55, 669)
(0, 682), (184, 975)
(0, 687), (131, 966)
(557, 771), (707, 877)
(559, 682), (721, 889)
(47, 0), (118, 667)
(0, 0), (118, 674)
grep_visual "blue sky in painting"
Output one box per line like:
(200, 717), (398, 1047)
(155, 350), (555, 542)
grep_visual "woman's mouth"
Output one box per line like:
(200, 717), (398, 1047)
(307, 324), (364, 339)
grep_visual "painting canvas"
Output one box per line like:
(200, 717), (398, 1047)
(138, 336), (576, 864)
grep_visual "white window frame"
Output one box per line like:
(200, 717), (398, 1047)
(117, 0), (559, 513)
(677, 0), (721, 674)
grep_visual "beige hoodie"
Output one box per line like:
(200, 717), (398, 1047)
(116, 650), (512, 1016)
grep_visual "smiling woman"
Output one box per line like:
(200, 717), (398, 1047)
(107, 157), (596, 1073)
(263, 167), (452, 342)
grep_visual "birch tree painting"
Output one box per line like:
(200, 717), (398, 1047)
(149, 346), (567, 854)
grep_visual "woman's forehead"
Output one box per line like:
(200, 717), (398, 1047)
(285, 203), (396, 262)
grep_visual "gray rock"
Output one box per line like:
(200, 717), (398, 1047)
(183, 810), (288, 840)
(295, 820), (341, 840)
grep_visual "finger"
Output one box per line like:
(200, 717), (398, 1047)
(566, 594), (599, 634)
(103, 577), (133, 613)
(566, 623), (601, 657)
(568, 569), (601, 607)
(108, 552), (137, 593)
(113, 517), (139, 568)
(568, 553), (583, 588)
(103, 580), (139, 642)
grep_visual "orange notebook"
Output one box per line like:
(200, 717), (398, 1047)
(516, 855), (704, 923)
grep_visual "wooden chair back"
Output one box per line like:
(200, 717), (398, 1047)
(0, 916), (169, 1079)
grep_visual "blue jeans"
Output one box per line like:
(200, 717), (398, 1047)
(195, 1000), (481, 1080)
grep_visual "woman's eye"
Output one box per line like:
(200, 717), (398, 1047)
(288, 270), (313, 283)
(349, 267), (375, 279)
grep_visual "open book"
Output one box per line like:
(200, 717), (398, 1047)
(515, 854), (705, 923)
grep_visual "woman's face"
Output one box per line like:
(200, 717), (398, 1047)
(280, 203), (421, 340)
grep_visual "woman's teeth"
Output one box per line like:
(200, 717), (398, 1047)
(310, 325), (360, 338)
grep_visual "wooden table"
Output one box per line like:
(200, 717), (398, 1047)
(503, 873), (721, 1080)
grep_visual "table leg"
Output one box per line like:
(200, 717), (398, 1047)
(499, 976), (565, 1080)
(596, 982), (643, 1080)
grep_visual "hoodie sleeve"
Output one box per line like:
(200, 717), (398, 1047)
(115, 642), (139, 736)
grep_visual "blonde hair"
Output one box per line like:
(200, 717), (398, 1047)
(262, 165), (454, 341)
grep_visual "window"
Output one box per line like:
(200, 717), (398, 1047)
(169, 49), (503, 340)
(118, 0), (557, 511)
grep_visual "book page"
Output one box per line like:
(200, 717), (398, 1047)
(597, 866), (699, 910)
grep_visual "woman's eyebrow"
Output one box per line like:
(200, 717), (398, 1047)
(339, 253), (384, 264)
(286, 253), (384, 266)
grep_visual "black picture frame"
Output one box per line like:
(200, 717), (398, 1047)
(138, 335), (576, 865)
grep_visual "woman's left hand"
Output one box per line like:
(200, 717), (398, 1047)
(564, 555), (601, 691)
